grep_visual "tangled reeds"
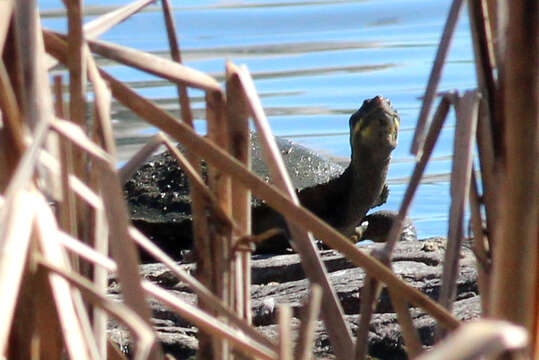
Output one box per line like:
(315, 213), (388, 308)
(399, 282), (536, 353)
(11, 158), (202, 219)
(0, 0), (536, 359)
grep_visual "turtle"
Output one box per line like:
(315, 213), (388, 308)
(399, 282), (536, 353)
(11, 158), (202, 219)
(124, 96), (416, 259)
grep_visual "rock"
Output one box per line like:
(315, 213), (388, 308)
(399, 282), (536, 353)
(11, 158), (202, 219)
(107, 238), (481, 359)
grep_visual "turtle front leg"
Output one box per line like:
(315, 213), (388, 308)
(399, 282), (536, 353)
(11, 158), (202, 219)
(353, 210), (417, 243)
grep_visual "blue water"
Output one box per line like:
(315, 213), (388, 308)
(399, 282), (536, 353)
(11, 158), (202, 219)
(40, 0), (477, 238)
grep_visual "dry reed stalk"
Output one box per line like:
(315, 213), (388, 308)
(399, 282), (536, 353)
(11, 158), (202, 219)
(0, 191), (35, 355)
(62, 0), (91, 248)
(469, 169), (490, 313)
(86, 48), (116, 155)
(205, 91), (234, 360)
(95, 66), (460, 330)
(53, 74), (78, 239)
(0, 0), (14, 51)
(15, 3), (56, 132)
(53, 74), (65, 117)
(97, 164), (164, 360)
(119, 134), (164, 183)
(206, 89), (233, 298)
(389, 288), (423, 357)
(85, 48), (115, 359)
(145, 281), (278, 360)
(278, 305), (293, 360)
(77, 34), (221, 92)
(33, 265), (65, 359)
(64, 0), (86, 130)
(411, 0), (465, 155)
(38, 147), (103, 209)
(416, 320), (528, 360)
(467, 0), (498, 134)
(58, 130), (77, 237)
(468, 0), (500, 252)
(34, 192), (92, 359)
(0, 59), (25, 191)
(160, 134), (236, 239)
(225, 61), (252, 323)
(236, 65), (355, 359)
(85, 0), (156, 39)
(438, 90), (479, 322)
(295, 285), (322, 360)
(354, 95), (451, 360)
(475, 99), (498, 250)
(90, 206), (110, 360)
(50, 119), (111, 162)
(2, 118), (49, 202)
(35, 257), (157, 360)
(353, 274), (377, 360)
(0, 59), (25, 158)
(490, 0), (538, 347)
(58, 225), (277, 351)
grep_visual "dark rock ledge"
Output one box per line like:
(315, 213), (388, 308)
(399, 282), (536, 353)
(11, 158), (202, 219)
(107, 238), (481, 359)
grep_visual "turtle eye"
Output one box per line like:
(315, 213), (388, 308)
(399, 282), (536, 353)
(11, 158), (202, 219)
(393, 115), (400, 130)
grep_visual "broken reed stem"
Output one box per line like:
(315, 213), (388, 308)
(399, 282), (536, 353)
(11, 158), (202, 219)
(467, 0), (499, 147)
(84, 47), (115, 359)
(53, 74), (65, 117)
(95, 162), (163, 360)
(206, 90), (233, 360)
(416, 320), (528, 360)
(389, 288), (423, 358)
(91, 206), (109, 360)
(469, 169), (490, 313)
(354, 274), (378, 360)
(64, 0), (86, 131)
(0, 191), (36, 355)
(119, 133), (164, 184)
(86, 47), (116, 156)
(0, 57), (25, 191)
(85, 0), (156, 40)
(236, 65), (356, 359)
(475, 99), (498, 251)
(295, 285), (322, 360)
(79, 33), (221, 92)
(0, 59), (25, 158)
(225, 61), (252, 323)
(278, 305), (293, 360)
(160, 134), (236, 232)
(35, 256), (156, 360)
(437, 91), (479, 335)
(54, 75), (77, 239)
(145, 281), (278, 360)
(411, 0), (465, 155)
(34, 191), (92, 360)
(38, 147), (103, 210)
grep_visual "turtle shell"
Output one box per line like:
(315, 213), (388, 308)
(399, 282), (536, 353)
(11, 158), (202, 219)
(124, 133), (344, 226)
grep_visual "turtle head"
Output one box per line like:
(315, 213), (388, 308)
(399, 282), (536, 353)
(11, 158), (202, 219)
(349, 96), (399, 159)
